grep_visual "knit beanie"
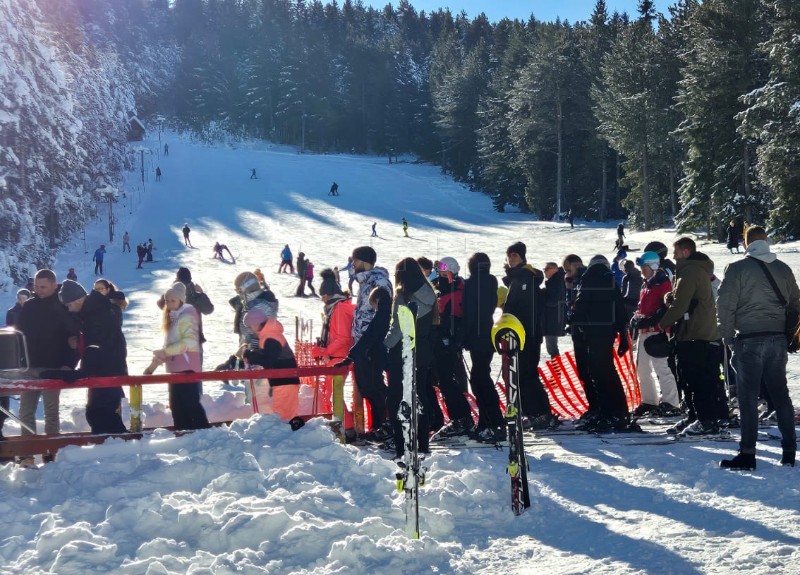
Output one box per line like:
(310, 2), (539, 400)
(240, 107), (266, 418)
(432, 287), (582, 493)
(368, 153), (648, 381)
(165, 282), (187, 303)
(506, 241), (527, 262)
(17, 288), (31, 298)
(319, 268), (342, 297)
(352, 246), (377, 265)
(588, 254), (611, 269)
(58, 280), (88, 305)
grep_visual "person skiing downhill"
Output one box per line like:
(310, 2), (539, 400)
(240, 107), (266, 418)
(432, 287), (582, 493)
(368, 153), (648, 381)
(250, 168), (257, 180)
(371, 222), (377, 237)
(329, 182), (339, 196)
(402, 217), (409, 237)
(182, 223), (192, 247)
(279, 244), (294, 274)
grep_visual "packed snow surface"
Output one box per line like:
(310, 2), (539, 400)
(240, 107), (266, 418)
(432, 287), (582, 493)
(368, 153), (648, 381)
(1, 134), (798, 575)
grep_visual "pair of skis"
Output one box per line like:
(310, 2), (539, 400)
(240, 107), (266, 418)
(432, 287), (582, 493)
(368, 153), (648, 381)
(395, 303), (426, 539)
(493, 313), (531, 515)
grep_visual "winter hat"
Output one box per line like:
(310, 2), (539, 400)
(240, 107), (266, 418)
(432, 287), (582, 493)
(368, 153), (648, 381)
(635, 251), (661, 272)
(17, 288), (31, 298)
(643, 241), (668, 260)
(506, 241), (527, 262)
(588, 254), (610, 269)
(58, 280), (88, 305)
(165, 282), (187, 303)
(243, 307), (269, 330)
(234, 271), (262, 296)
(176, 267), (192, 283)
(352, 246), (377, 265)
(438, 256), (460, 275)
(616, 250), (627, 260)
(319, 268), (342, 297)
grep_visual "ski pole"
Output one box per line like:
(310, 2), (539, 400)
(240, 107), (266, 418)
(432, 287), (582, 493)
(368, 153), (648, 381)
(0, 402), (37, 435)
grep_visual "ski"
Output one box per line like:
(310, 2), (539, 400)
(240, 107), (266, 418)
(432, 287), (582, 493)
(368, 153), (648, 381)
(492, 313), (531, 516)
(395, 303), (425, 539)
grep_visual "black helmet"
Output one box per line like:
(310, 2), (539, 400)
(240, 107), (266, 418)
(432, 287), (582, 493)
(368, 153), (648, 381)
(643, 241), (668, 260)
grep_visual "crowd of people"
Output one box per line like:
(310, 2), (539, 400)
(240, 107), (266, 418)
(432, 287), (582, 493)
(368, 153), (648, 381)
(2, 225), (797, 471)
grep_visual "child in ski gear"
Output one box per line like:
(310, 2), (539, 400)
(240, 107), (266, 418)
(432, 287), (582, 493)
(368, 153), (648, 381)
(279, 244), (294, 273)
(232, 271), (279, 351)
(145, 282), (210, 431)
(241, 308), (300, 420)
(93, 245), (106, 275)
(630, 252), (679, 416)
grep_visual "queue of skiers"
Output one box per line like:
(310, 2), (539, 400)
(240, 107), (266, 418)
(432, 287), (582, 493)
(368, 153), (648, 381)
(4, 225), (796, 471)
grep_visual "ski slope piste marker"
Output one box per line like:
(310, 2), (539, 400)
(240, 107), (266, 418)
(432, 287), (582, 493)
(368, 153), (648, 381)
(395, 302), (426, 539)
(492, 313), (531, 515)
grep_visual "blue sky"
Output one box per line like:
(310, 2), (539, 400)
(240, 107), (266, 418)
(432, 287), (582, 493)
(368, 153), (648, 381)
(362, 0), (648, 23)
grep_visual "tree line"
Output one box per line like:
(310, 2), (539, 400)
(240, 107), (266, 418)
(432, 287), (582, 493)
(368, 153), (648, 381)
(2, 0), (799, 286)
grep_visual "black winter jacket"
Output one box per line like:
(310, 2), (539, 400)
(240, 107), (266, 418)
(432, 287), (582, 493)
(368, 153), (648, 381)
(502, 263), (545, 344)
(543, 268), (567, 337)
(76, 291), (128, 377)
(572, 264), (627, 339)
(16, 291), (80, 369)
(462, 271), (498, 353)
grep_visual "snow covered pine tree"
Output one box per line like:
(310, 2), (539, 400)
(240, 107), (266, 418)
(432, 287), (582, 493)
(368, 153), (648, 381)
(395, 303), (426, 538)
(493, 313), (531, 515)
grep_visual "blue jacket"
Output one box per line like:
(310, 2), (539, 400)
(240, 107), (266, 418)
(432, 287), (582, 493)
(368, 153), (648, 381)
(93, 247), (106, 261)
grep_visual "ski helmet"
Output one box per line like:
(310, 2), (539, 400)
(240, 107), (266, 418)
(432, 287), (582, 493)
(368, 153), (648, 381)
(492, 313), (526, 352)
(635, 251), (661, 271)
(438, 256), (460, 275)
(643, 241), (668, 260)
(234, 271), (261, 296)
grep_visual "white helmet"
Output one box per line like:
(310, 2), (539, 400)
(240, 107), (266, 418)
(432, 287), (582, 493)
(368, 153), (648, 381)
(438, 256), (460, 275)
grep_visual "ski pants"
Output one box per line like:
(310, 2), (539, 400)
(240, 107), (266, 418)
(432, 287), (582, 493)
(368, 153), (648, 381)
(169, 376), (210, 431)
(674, 340), (723, 423)
(517, 341), (551, 418)
(635, 332), (680, 408)
(353, 345), (388, 430)
(432, 340), (471, 422)
(573, 334), (627, 417)
(86, 387), (127, 434)
(469, 349), (504, 431)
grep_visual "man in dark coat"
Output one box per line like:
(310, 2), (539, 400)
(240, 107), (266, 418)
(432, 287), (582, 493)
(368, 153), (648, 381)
(542, 262), (566, 359)
(501, 241), (552, 428)
(571, 255), (631, 431)
(53, 280), (128, 434)
(462, 252), (504, 442)
(5, 289), (30, 327)
(16, 270), (80, 443)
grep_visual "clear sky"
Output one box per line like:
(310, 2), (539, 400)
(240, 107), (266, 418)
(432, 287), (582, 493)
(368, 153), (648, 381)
(361, 0), (650, 23)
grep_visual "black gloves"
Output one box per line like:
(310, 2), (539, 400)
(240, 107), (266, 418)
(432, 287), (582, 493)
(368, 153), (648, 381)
(617, 334), (630, 357)
(334, 357), (353, 368)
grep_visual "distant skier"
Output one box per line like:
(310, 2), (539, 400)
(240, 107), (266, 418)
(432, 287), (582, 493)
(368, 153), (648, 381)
(250, 168), (257, 180)
(155, 166), (162, 182)
(402, 217), (409, 237)
(164, 143), (169, 156)
(67, 268), (78, 282)
(567, 209), (574, 229)
(305, 260), (317, 296)
(92, 244), (106, 275)
(726, 220), (741, 254)
(213, 242), (235, 262)
(616, 222), (625, 250)
(279, 244), (294, 274)
(122, 231), (131, 252)
(329, 182), (339, 196)
(182, 223), (192, 247)
(371, 222), (377, 237)
(136, 243), (146, 269)
(146, 239), (155, 262)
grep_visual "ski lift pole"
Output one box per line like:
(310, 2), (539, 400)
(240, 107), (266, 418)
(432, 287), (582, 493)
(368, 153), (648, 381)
(129, 384), (142, 432)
